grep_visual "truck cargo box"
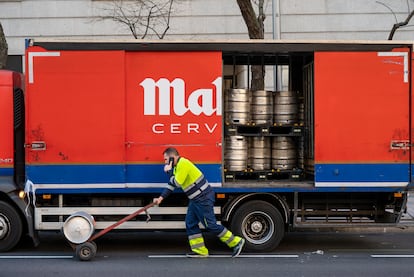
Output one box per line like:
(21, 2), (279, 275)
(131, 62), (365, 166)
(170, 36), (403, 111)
(25, 41), (413, 193)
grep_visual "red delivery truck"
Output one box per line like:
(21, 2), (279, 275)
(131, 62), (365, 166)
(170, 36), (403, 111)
(0, 39), (412, 252)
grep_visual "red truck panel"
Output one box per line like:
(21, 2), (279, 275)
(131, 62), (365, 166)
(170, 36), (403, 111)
(314, 50), (410, 186)
(26, 47), (126, 169)
(0, 71), (14, 176)
(125, 51), (222, 164)
(25, 47), (222, 187)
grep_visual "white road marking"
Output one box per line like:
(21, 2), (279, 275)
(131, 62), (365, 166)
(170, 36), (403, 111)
(371, 255), (414, 258)
(0, 255), (73, 259)
(148, 254), (299, 258)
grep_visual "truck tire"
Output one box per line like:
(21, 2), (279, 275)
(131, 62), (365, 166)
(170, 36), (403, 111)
(230, 200), (285, 252)
(0, 201), (23, 252)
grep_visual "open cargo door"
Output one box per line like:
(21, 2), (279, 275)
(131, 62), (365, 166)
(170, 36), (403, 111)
(314, 49), (410, 188)
(124, 52), (223, 188)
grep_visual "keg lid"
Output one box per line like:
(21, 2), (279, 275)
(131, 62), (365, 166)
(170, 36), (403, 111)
(63, 211), (95, 244)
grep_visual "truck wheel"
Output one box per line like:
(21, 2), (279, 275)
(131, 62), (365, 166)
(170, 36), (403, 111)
(75, 242), (97, 261)
(230, 200), (285, 252)
(0, 201), (23, 252)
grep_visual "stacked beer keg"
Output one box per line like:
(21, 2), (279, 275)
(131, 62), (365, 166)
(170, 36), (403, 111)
(251, 90), (273, 125)
(224, 89), (250, 171)
(225, 89), (250, 125)
(224, 89), (301, 174)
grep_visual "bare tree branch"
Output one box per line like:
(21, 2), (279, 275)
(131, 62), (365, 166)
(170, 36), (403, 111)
(377, 1), (414, 40)
(376, 1), (398, 23)
(388, 9), (414, 39)
(407, 0), (412, 13)
(96, 0), (177, 39)
(158, 0), (174, 39)
(142, 4), (156, 39)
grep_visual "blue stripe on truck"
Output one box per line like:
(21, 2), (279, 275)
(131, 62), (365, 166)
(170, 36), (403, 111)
(25, 163), (410, 193)
(126, 164), (222, 183)
(0, 168), (13, 176)
(315, 163), (410, 182)
(26, 163), (222, 184)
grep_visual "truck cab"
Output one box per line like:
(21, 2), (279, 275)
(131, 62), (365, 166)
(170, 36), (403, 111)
(0, 70), (36, 251)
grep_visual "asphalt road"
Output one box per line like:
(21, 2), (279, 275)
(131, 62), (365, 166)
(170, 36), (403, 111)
(1, 230), (414, 277)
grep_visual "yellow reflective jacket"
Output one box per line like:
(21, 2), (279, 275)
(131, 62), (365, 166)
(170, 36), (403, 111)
(173, 157), (203, 190)
(161, 157), (210, 200)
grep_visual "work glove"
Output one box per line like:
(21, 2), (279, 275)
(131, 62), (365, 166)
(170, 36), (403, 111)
(154, 196), (163, 205)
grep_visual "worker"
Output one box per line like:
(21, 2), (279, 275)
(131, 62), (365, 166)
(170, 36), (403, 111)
(154, 147), (245, 258)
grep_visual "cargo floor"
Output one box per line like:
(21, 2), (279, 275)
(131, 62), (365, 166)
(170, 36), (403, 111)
(222, 180), (314, 188)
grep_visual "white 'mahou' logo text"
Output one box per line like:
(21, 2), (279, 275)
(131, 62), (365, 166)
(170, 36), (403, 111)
(140, 77), (222, 116)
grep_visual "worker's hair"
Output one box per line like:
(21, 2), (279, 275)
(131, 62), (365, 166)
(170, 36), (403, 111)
(163, 147), (179, 156)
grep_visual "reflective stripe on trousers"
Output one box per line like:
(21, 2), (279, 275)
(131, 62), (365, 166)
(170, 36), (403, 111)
(188, 233), (209, 255)
(218, 228), (242, 248)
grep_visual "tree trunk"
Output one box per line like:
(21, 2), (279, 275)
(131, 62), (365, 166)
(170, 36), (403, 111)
(236, 0), (265, 91)
(0, 22), (7, 69)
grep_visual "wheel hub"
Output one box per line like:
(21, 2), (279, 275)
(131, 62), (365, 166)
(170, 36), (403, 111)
(251, 220), (263, 233)
(0, 214), (9, 240)
(81, 247), (91, 257)
(242, 211), (275, 245)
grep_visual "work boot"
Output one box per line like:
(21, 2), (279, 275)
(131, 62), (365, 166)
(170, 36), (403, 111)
(231, 238), (245, 258)
(186, 252), (209, 258)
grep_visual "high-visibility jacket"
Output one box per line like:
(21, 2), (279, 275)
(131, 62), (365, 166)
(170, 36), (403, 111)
(161, 157), (210, 200)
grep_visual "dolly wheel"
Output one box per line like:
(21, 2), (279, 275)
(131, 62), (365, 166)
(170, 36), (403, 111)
(75, 242), (97, 261)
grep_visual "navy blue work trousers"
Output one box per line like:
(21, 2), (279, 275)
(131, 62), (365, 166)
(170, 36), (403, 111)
(185, 190), (225, 236)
